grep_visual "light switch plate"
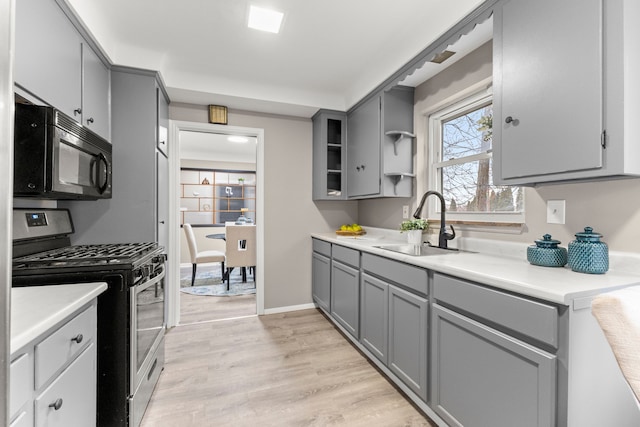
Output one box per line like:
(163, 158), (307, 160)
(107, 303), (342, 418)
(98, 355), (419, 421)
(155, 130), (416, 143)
(402, 205), (409, 219)
(547, 200), (566, 224)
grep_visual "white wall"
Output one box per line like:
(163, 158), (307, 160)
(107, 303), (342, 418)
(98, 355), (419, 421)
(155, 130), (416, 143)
(359, 41), (640, 253)
(0, 0), (13, 422)
(170, 103), (358, 310)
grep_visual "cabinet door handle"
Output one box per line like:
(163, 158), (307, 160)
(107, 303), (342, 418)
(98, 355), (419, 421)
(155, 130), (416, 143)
(74, 108), (82, 116)
(71, 334), (83, 344)
(360, 164), (365, 170)
(505, 116), (514, 124)
(356, 166), (360, 172)
(49, 398), (63, 410)
(87, 117), (95, 124)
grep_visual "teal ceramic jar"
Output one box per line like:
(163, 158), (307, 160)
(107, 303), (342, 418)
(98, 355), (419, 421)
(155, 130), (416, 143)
(568, 227), (609, 274)
(527, 234), (567, 267)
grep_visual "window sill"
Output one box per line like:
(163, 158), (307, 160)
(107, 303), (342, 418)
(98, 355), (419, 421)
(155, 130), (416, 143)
(427, 219), (525, 235)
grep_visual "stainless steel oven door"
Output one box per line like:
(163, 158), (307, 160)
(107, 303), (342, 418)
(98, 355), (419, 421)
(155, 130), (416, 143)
(130, 263), (166, 396)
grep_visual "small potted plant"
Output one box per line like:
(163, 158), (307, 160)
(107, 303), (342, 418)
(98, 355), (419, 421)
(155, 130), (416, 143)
(238, 177), (245, 185)
(400, 218), (428, 245)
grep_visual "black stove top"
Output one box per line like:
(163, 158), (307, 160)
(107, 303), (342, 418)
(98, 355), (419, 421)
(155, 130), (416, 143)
(13, 242), (160, 270)
(12, 208), (164, 275)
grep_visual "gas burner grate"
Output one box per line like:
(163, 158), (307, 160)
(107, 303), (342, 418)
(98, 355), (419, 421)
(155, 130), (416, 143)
(13, 242), (158, 268)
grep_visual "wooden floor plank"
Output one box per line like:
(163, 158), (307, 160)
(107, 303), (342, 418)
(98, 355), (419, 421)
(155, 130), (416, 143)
(141, 309), (435, 426)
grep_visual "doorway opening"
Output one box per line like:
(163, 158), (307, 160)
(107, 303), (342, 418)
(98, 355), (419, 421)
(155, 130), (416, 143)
(168, 121), (265, 327)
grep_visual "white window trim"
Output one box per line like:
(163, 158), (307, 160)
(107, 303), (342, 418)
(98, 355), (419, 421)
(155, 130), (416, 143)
(425, 89), (525, 224)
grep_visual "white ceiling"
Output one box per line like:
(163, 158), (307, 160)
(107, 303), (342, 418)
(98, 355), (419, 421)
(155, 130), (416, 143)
(179, 131), (257, 163)
(65, 0), (488, 117)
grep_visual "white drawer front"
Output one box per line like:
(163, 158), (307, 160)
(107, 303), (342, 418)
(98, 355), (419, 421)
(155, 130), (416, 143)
(35, 343), (97, 427)
(10, 410), (33, 427)
(10, 353), (31, 419)
(35, 304), (96, 389)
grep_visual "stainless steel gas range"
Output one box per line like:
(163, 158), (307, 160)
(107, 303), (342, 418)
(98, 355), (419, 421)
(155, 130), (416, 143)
(12, 208), (165, 427)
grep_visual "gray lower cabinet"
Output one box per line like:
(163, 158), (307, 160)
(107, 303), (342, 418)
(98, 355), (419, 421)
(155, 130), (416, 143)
(431, 272), (558, 427)
(360, 273), (389, 363)
(360, 254), (428, 402)
(331, 259), (360, 338)
(312, 252), (331, 312)
(431, 304), (556, 427)
(312, 238), (332, 312)
(388, 285), (428, 401)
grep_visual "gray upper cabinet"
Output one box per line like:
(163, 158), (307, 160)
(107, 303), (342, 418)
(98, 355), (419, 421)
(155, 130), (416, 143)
(15, 0), (111, 140)
(81, 43), (111, 139)
(312, 110), (347, 200)
(347, 86), (414, 199)
(61, 68), (169, 245)
(156, 86), (169, 249)
(493, 0), (640, 185)
(15, 0), (82, 119)
(347, 95), (381, 198)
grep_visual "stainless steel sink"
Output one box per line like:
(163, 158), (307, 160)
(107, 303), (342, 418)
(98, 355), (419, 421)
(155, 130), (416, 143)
(374, 243), (462, 256)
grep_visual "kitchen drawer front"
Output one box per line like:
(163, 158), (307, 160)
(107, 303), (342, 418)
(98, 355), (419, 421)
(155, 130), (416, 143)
(35, 304), (96, 389)
(10, 353), (31, 419)
(312, 238), (331, 257)
(433, 273), (559, 349)
(35, 342), (96, 427)
(362, 253), (428, 296)
(332, 244), (360, 268)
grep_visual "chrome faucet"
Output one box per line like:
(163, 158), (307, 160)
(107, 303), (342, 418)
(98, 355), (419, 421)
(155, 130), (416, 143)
(413, 190), (455, 249)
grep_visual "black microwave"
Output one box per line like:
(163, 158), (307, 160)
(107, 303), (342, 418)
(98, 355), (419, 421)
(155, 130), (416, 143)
(14, 104), (112, 200)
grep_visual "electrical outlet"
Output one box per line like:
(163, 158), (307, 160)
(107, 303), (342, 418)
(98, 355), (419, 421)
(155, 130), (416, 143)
(402, 205), (410, 219)
(547, 200), (566, 224)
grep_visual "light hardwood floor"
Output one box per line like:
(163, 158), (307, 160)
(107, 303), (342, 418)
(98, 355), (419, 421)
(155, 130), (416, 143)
(179, 264), (256, 324)
(141, 309), (436, 426)
(180, 292), (256, 324)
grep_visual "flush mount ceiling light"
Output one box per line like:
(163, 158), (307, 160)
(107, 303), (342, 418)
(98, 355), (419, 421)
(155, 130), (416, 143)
(228, 136), (249, 143)
(248, 5), (284, 33)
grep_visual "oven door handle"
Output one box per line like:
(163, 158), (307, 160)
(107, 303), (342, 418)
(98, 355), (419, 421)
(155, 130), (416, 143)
(136, 264), (165, 294)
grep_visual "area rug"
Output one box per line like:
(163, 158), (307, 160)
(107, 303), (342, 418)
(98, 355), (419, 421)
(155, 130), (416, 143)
(180, 264), (256, 297)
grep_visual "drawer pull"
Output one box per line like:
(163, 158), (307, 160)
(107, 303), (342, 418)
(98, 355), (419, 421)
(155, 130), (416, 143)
(71, 334), (84, 344)
(49, 398), (63, 410)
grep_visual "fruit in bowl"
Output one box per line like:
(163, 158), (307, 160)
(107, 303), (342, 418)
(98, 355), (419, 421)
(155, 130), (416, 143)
(337, 223), (365, 235)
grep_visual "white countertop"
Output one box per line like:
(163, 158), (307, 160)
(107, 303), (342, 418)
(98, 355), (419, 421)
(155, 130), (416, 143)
(11, 282), (108, 355)
(312, 229), (640, 306)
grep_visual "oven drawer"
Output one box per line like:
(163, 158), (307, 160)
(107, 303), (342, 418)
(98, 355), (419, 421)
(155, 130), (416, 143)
(34, 304), (96, 389)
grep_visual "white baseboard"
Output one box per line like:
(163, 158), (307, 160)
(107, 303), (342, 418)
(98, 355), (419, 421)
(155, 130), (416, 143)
(263, 302), (317, 315)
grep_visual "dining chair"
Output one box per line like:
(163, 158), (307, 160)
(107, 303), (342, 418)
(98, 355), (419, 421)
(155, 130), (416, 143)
(225, 224), (256, 286)
(183, 223), (226, 287)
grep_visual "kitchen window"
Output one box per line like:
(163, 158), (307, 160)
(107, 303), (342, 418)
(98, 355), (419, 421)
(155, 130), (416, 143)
(428, 91), (524, 224)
